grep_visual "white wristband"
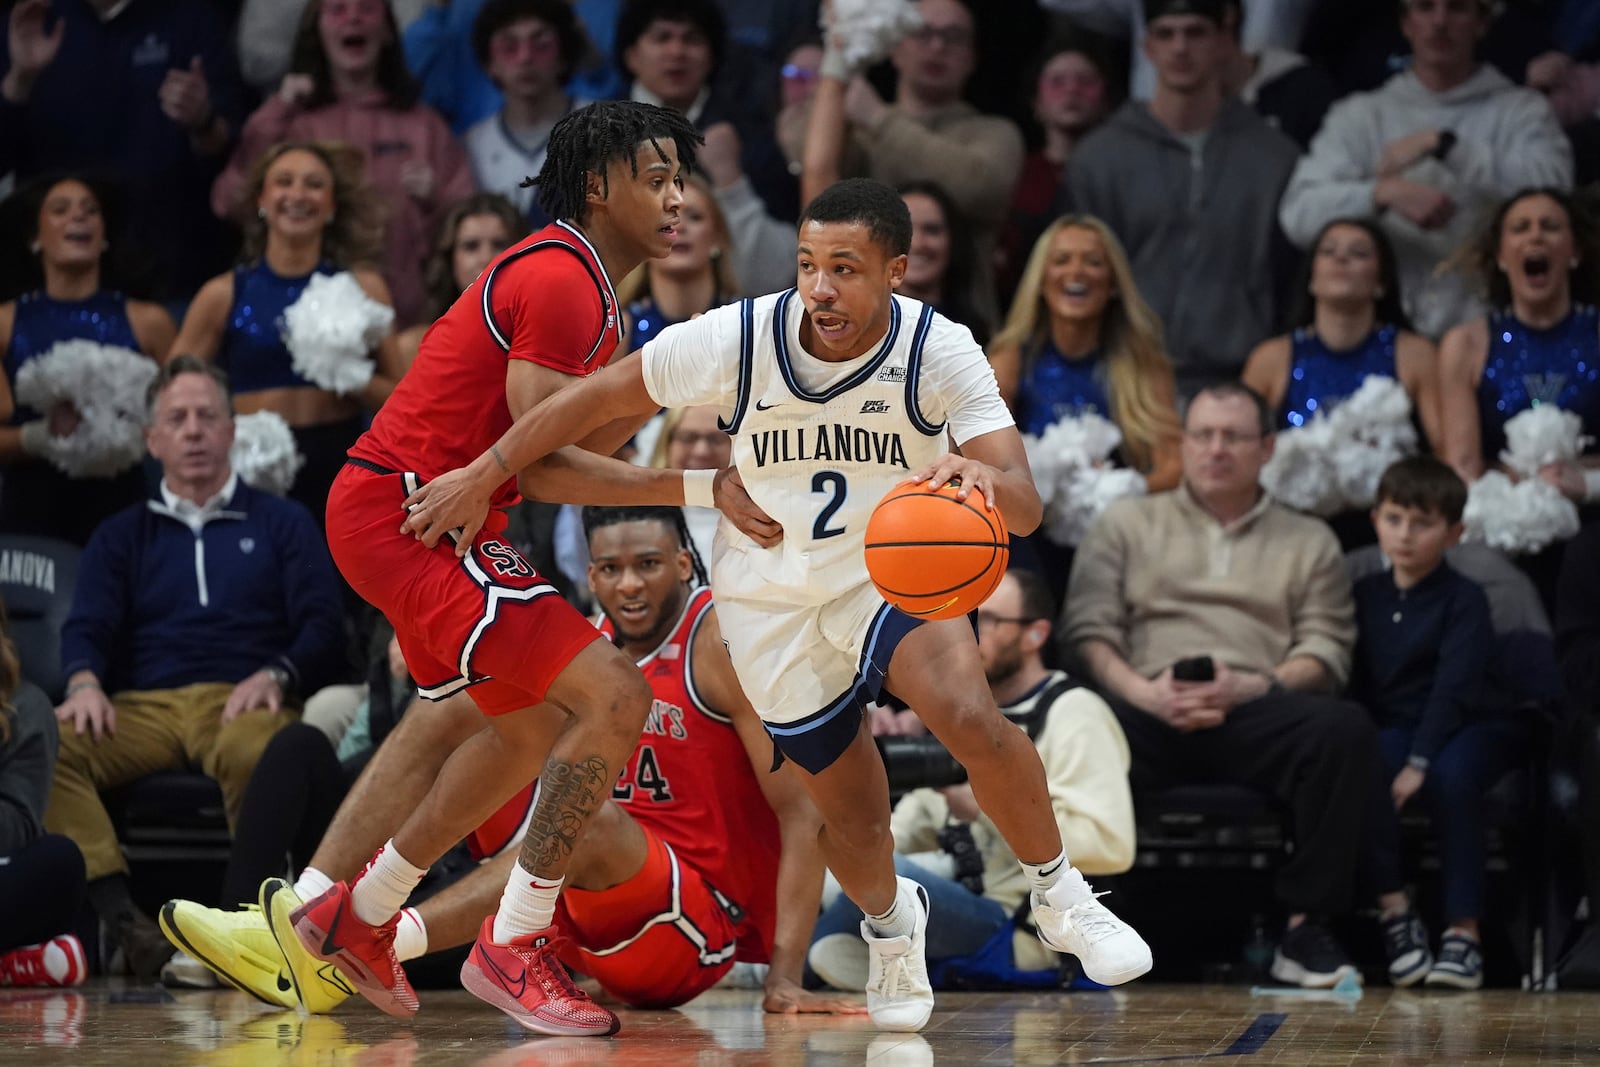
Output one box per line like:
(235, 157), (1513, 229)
(683, 468), (717, 509)
(1583, 468), (1600, 503)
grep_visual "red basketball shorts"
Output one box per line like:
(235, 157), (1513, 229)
(554, 827), (744, 1008)
(325, 463), (601, 715)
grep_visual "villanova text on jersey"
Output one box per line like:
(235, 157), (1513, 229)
(748, 424), (911, 469)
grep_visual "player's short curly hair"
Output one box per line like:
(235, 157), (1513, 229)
(798, 178), (913, 259)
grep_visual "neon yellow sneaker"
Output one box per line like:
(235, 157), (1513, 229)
(158, 900), (298, 1009)
(261, 877), (357, 1014)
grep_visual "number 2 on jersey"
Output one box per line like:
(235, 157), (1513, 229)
(812, 470), (848, 539)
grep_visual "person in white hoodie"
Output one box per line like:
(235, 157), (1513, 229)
(1278, 0), (1573, 340)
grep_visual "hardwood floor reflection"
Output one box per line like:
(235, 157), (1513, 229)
(3, 982), (1598, 1064)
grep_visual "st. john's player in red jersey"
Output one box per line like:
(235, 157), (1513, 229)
(284, 101), (708, 1037)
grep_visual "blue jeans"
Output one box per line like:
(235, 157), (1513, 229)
(809, 853), (1009, 964)
(1362, 716), (1528, 922)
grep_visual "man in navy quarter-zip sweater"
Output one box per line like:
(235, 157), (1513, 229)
(45, 356), (344, 980)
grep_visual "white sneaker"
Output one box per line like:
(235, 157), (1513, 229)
(160, 950), (220, 989)
(808, 932), (871, 992)
(860, 878), (934, 1033)
(1032, 867), (1152, 986)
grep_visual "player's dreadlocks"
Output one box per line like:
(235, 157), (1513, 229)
(526, 101), (703, 225)
(581, 505), (710, 588)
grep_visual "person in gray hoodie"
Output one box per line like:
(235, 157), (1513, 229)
(1059, 0), (1299, 397)
(1278, 0), (1573, 340)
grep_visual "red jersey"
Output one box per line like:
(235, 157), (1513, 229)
(468, 587), (781, 963)
(350, 220), (623, 509)
(601, 586), (781, 962)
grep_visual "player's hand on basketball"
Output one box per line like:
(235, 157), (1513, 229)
(402, 467), (494, 554)
(714, 466), (783, 546)
(222, 669), (282, 723)
(903, 453), (997, 509)
(56, 684), (116, 742)
(762, 976), (868, 1015)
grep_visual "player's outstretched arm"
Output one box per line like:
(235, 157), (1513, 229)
(692, 608), (866, 1016)
(904, 426), (1043, 536)
(401, 353), (669, 551)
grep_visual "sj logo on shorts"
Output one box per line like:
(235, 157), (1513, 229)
(480, 541), (535, 579)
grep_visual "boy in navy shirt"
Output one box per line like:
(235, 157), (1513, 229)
(1353, 455), (1513, 991)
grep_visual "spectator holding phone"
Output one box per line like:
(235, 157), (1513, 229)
(1065, 381), (1386, 989)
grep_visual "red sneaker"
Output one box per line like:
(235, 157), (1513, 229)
(460, 915), (620, 1037)
(286, 882), (418, 1017)
(0, 935), (86, 987)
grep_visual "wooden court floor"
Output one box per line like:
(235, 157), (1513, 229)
(3, 982), (1599, 1065)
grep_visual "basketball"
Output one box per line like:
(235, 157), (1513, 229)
(864, 480), (1010, 621)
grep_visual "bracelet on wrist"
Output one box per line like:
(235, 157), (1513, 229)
(65, 679), (101, 698)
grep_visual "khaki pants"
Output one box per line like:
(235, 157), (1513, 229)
(44, 682), (296, 880)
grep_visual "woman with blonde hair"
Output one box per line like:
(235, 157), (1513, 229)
(990, 214), (1181, 489)
(616, 175), (741, 353)
(173, 141), (406, 527)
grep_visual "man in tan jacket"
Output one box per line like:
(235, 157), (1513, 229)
(1066, 381), (1382, 989)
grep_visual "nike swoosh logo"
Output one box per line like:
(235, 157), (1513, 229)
(755, 400), (776, 410)
(320, 893), (345, 958)
(318, 963), (356, 995)
(479, 944), (526, 998)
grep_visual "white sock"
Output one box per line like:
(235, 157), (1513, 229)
(394, 908), (428, 962)
(865, 887), (914, 940)
(493, 862), (563, 942)
(350, 840), (427, 926)
(1021, 850), (1068, 896)
(293, 867), (334, 903)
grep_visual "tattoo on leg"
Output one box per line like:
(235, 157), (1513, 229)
(519, 755), (610, 875)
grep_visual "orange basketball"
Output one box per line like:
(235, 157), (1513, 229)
(864, 481), (1010, 621)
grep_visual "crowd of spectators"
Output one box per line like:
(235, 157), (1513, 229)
(4, 0), (1600, 996)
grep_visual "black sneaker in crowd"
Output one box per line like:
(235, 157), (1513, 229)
(1424, 930), (1483, 990)
(1380, 911), (1432, 987)
(1269, 921), (1360, 989)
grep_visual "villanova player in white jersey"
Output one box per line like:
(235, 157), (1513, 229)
(399, 179), (1152, 1032)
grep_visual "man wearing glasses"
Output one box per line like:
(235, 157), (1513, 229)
(1065, 381), (1383, 989)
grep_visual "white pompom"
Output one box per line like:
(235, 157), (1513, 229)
(1499, 404), (1592, 478)
(281, 271), (394, 395)
(1463, 470), (1580, 554)
(230, 410), (304, 496)
(826, 0), (923, 71)
(13, 339), (158, 478)
(1262, 375), (1417, 516)
(1260, 420), (1341, 514)
(1023, 413), (1147, 546)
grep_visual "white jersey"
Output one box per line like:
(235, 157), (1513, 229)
(641, 290), (1013, 606)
